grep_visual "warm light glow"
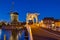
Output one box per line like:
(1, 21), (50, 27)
(4, 34), (6, 40)
(11, 13), (18, 22)
(10, 35), (13, 40)
(26, 13), (39, 24)
(17, 35), (18, 40)
(26, 25), (33, 40)
(55, 22), (60, 27)
(39, 20), (46, 28)
(40, 20), (43, 23)
(52, 24), (54, 27)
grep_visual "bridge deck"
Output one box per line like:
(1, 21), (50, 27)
(31, 27), (60, 40)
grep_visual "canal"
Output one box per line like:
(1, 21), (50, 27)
(0, 28), (29, 40)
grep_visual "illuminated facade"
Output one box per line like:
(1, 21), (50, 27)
(10, 12), (19, 22)
(0, 12), (29, 40)
(43, 17), (54, 28)
(39, 20), (46, 28)
(26, 13), (39, 24)
(54, 19), (60, 31)
(55, 19), (60, 27)
(39, 17), (60, 31)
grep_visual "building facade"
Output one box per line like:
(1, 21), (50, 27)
(43, 17), (55, 29)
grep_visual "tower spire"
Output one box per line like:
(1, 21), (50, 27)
(10, 1), (15, 12)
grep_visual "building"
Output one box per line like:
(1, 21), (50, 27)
(43, 17), (55, 28)
(54, 19), (60, 27)
(54, 19), (60, 31)
(0, 12), (29, 40)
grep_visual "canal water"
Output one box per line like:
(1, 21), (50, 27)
(0, 29), (29, 40)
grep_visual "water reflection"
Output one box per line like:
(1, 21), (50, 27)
(0, 29), (29, 40)
(0, 29), (2, 39)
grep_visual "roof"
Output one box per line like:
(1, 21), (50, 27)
(54, 19), (60, 22)
(10, 12), (19, 15)
(43, 17), (54, 21)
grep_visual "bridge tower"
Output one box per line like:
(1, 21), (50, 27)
(26, 13), (39, 24)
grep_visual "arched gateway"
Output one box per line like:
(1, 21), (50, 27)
(26, 13), (39, 24)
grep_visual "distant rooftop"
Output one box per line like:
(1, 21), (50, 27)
(43, 17), (54, 20)
(54, 19), (60, 22)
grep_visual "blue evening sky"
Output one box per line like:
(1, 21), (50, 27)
(0, 0), (60, 22)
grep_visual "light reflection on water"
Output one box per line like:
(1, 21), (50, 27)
(0, 29), (2, 39)
(0, 29), (29, 40)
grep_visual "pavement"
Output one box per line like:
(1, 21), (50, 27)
(31, 26), (60, 40)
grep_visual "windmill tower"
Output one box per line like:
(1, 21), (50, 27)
(10, 1), (19, 22)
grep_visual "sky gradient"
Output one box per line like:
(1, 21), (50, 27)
(0, 0), (60, 22)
